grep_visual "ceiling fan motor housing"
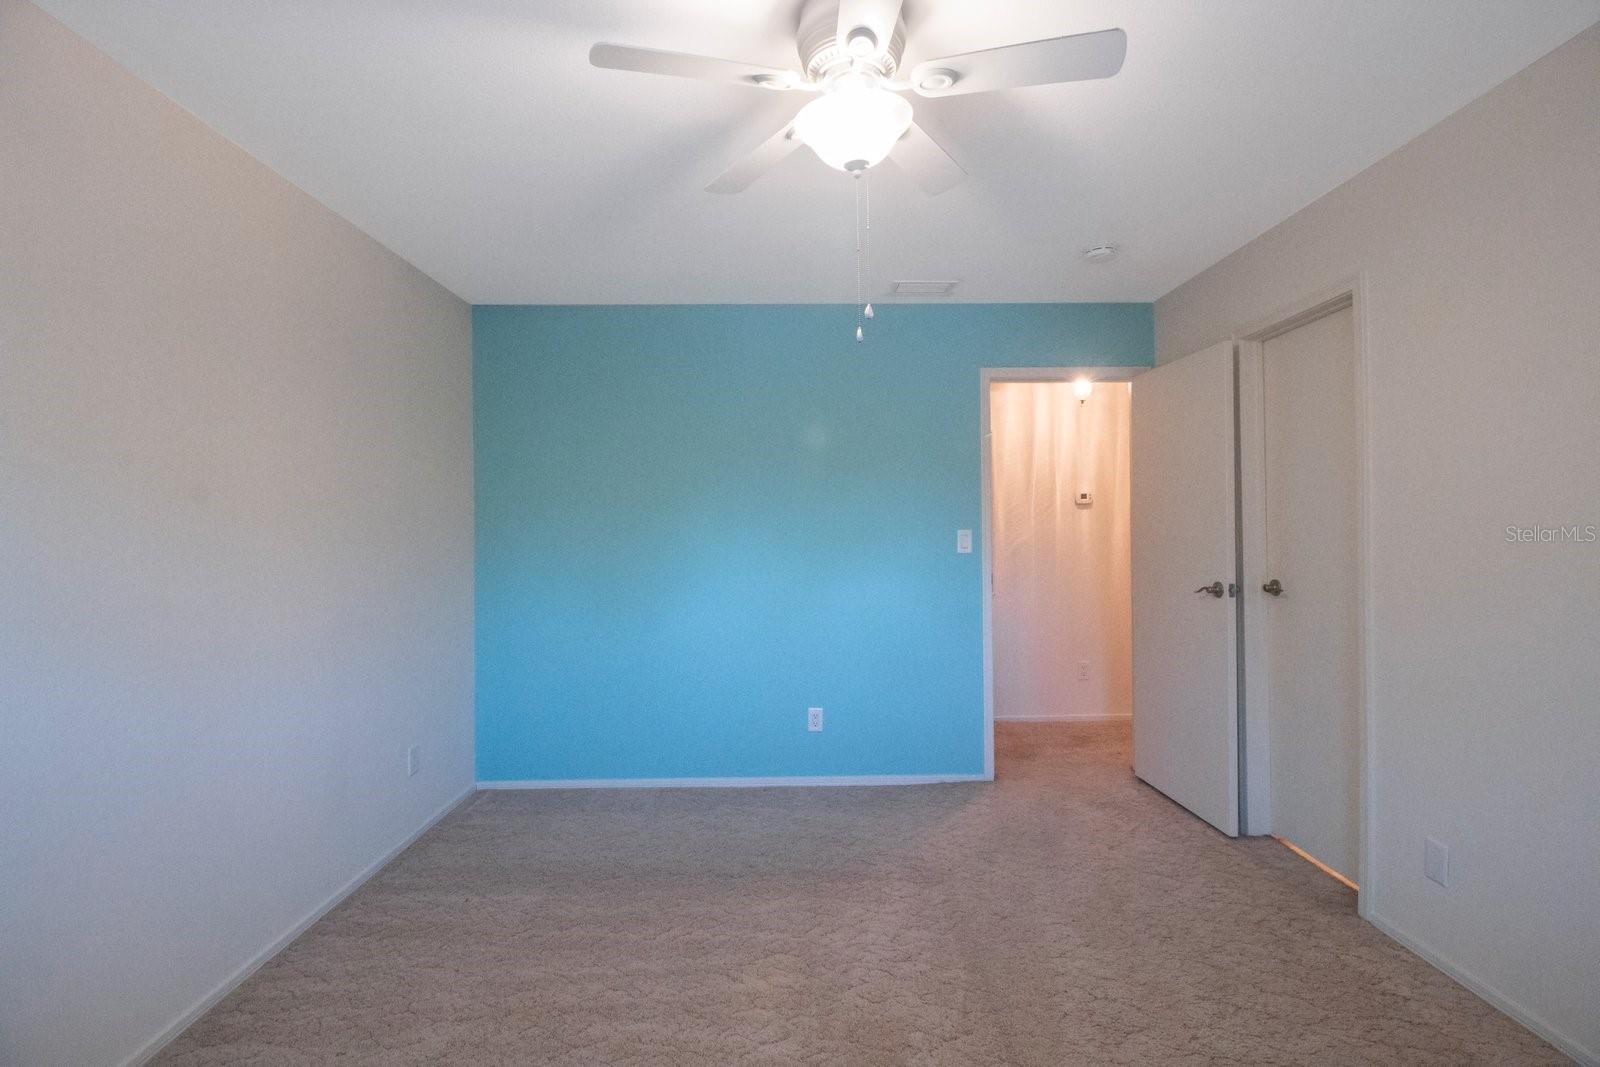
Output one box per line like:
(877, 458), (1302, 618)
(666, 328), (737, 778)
(797, 0), (907, 82)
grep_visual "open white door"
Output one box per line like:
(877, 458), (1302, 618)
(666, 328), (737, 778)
(1131, 342), (1240, 836)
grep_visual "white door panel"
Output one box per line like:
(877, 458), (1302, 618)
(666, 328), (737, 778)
(1262, 307), (1361, 879)
(1131, 342), (1239, 837)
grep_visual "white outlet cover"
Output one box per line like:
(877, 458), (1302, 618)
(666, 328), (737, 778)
(1424, 836), (1449, 886)
(807, 707), (824, 731)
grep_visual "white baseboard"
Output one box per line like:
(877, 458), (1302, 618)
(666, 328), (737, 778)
(1366, 911), (1597, 1067)
(995, 713), (1132, 723)
(477, 773), (987, 790)
(121, 785), (476, 1067)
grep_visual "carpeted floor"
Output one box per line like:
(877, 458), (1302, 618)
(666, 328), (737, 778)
(157, 722), (1562, 1065)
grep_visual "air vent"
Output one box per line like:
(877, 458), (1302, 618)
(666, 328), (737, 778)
(892, 280), (958, 296)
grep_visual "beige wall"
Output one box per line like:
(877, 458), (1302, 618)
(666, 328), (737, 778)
(1156, 25), (1600, 1062)
(0, 2), (475, 1065)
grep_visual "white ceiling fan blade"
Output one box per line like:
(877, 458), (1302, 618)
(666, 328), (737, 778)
(836, 0), (904, 61)
(590, 43), (802, 89)
(706, 124), (802, 193)
(888, 122), (966, 195)
(910, 28), (1126, 97)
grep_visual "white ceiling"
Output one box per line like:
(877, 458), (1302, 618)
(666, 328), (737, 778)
(35, 0), (1600, 304)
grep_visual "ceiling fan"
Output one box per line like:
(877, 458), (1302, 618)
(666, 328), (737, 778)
(590, 0), (1127, 195)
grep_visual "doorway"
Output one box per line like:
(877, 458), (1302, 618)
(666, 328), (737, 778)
(1120, 292), (1369, 887)
(981, 368), (1138, 778)
(1254, 301), (1363, 884)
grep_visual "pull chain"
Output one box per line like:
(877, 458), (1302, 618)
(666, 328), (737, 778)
(854, 174), (862, 341)
(853, 170), (874, 343)
(863, 170), (874, 323)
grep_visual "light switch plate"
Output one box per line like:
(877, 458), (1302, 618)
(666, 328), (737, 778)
(956, 529), (972, 554)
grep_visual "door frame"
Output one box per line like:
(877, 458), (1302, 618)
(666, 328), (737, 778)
(1234, 277), (1375, 915)
(979, 366), (1146, 780)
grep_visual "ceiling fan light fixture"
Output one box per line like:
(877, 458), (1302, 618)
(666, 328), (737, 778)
(917, 68), (957, 92)
(844, 26), (879, 58)
(793, 73), (912, 172)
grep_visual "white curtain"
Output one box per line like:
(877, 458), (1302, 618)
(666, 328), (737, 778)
(990, 381), (1132, 721)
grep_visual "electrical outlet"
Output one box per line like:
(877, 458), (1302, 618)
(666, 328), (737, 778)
(1424, 836), (1449, 887)
(1076, 661), (1090, 682)
(807, 707), (824, 732)
(407, 744), (420, 778)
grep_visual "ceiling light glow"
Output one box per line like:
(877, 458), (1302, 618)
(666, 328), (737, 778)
(793, 73), (913, 173)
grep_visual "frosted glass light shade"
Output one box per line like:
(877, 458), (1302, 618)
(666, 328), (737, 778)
(1073, 377), (1094, 403)
(793, 74), (913, 173)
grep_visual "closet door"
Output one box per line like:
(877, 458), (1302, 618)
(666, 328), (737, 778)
(1131, 342), (1240, 836)
(1260, 306), (1361, 879)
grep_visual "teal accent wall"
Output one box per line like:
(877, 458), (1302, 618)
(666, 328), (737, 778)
(474, 303), (1153, 781)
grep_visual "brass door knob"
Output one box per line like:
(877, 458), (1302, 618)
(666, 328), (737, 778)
(1195, 581), (1225, 598)
(1262, 578), (1284, 596)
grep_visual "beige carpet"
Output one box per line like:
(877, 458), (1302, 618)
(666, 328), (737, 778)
(157, 723), (1562, 1065)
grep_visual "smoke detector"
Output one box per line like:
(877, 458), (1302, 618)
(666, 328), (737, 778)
(1081, 244), (1118, 263)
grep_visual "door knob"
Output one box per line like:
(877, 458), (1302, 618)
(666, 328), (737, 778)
(1262, 578), (1283, 596)
(1195, 581), (1225, 598)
